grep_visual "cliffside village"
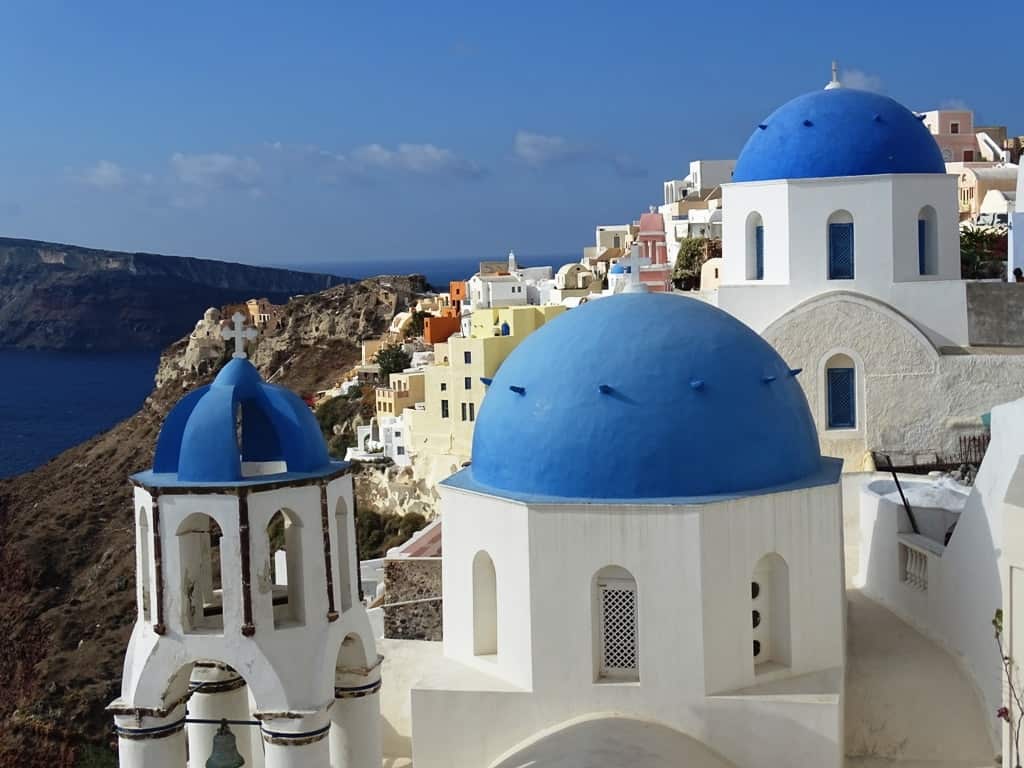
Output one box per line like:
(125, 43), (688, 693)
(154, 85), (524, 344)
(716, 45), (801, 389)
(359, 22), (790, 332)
(112, 68), (1024, 768)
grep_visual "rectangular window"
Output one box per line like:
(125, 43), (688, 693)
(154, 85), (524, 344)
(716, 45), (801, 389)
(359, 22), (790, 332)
(440, 382), (447, 391)
(963, 149), (974, 161)
(918, 219), (927, 275)
(827, 368), (856, 429)
(461, 402), (467, 421)
(397, 446), (405, 456)
(468, 403), (475, 421)
(464, 376), (472, 390)
(950, 121), (960, 135)
(464, 351), (472, 364)
(828, 222), (854, 279)
(441, 400), (449, 419)
(755, 225), (764, 280)
(598, 578), (639, 679)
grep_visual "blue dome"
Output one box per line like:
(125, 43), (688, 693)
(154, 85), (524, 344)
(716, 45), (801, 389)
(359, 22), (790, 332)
(609, 263), (625, 274)
(733, 88), (945, 182)
(465, 294), (825, 500)
(149, 358), (334, 484)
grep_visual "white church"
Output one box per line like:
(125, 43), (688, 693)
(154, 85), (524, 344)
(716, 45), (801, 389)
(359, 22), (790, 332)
(715, 68), (1024, 469)
(109, 73), (1024, 768)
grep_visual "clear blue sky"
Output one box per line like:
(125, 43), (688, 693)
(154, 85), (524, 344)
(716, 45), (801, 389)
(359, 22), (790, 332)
(0, 0), (1016, 268)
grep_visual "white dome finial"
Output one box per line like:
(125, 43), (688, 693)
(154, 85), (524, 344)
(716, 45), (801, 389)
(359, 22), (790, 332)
(825, 60), (841, 90)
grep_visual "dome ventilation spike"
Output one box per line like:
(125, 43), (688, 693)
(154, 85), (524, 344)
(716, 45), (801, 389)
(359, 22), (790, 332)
(598, 384), (614, 394)
(509, 385), (526, 396)
(873, 113), (883, 122)
(690, 379), (705, 391)
(762, 375), (777, 383)
(803, 119), (814, 127)
(480, 377), (493, 386)
(915, 113), (927, 121)
(788, 368), (803, 377)
(758, 123), (768, 130)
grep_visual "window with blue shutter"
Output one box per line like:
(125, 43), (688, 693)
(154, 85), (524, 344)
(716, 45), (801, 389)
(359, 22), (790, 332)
(918, 219), (927, 275)
(827, 368), (856, 429)
(755, 225), (764, 280)
(828, 222), (854, 279)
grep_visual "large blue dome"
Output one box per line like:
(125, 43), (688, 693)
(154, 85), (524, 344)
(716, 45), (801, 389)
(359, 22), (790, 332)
(462, 293), (827, 501)
(733, 88), (945, 182)
(146, 358), (335, 485)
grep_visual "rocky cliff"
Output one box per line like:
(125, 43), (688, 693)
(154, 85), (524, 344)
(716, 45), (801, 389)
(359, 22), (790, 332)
(0, 236), (346, 351)
(0, 274), (427, 767)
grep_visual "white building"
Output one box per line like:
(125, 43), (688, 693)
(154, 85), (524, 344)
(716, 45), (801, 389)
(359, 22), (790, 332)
(410, 292), (848, 768)
(663, 159), (736, 204)
(109, 323), (382, 768)
(715, 80), (1024, 466)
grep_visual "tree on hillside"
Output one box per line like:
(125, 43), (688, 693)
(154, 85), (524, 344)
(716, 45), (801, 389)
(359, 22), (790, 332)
(961, 227), (1008, 280)
(673, 238), (721, 290)
(375, 342), (412, 378)
(407, 310), (430, 339)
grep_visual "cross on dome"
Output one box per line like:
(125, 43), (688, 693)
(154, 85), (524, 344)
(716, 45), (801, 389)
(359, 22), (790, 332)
(825, 60), (841, 90)
(221, 312), (259, 359)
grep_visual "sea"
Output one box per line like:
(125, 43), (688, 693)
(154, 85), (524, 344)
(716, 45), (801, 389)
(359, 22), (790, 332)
(0, 253), (575, 480)
(0, 349), (160, 479)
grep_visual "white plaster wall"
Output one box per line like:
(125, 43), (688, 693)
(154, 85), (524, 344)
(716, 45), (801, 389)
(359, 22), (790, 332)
(721, 180), (790, 285)
(415, 483), (845, 768)
(763, 293), (1024, 465)
(857, 398), (1024, 751)
(701, 483), (845, 694)
(720, 174), (966, 346)
(439, 486), (533, 689)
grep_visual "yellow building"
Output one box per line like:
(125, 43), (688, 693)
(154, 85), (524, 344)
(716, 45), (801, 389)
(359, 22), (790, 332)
(408, 304), (564, 461)
(375, 370), (426, 420)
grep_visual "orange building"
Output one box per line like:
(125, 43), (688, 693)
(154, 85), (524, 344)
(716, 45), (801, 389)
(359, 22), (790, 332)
(424, 315), (462, 345)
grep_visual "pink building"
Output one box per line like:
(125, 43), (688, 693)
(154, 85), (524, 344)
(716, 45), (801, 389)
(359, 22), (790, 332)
(637, 207), (668, 265)
(921, 110), (978, 162)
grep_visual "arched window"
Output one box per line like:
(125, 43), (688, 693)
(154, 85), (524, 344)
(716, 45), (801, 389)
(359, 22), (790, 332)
(138, 507), (152, 621)
(918, 205), (938, 276)
(745, 211), (764, 280)
(268, 509), (304, 628)
(472, 551), (497, 656)
(752, 553), (790, 671)
(593, 565), (639, 682)
(825, 353), (857, 429)
(827, 210), (855, 279)
(176, 513), (224, 633)
(335, 498), (353, 613)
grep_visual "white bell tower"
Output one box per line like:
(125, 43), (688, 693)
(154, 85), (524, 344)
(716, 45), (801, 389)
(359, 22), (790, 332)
(109, 320), (382, 768)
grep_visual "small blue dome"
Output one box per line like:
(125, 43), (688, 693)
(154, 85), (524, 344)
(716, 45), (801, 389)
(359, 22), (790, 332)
(150, 358), (333, 484)
(466, 294), (824, 500)
(609, 263), (625, 274)
(734, 88), (945, 182)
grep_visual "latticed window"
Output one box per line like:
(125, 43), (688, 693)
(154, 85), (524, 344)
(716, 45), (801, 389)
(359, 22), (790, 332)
(597, 575), (638, 680)
(827, 367), (855, 429)
(828, 221), (854, 279)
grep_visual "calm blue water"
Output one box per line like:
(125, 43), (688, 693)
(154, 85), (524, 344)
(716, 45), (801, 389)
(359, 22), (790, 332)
(0, 349), (159, 479)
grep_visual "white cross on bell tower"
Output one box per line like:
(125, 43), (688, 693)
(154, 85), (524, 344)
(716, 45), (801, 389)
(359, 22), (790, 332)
(221, 312), (259, 359)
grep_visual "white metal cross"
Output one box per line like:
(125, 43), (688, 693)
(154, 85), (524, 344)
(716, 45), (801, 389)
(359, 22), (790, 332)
(222, 312), (259, 359)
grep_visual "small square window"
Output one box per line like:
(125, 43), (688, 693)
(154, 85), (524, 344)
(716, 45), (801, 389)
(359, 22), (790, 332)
(950, 121), (960, 135)
(464, 351), (472, 364)
(440, 382), (447, 392)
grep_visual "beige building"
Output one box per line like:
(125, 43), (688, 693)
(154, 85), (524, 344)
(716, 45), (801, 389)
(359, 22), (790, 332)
(375, 370), (426, 420)
(407, 304), (564, 462)
(947, 163), (1019, 220)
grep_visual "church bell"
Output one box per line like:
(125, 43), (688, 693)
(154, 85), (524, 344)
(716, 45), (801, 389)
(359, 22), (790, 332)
(205, 720), (245, 768)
